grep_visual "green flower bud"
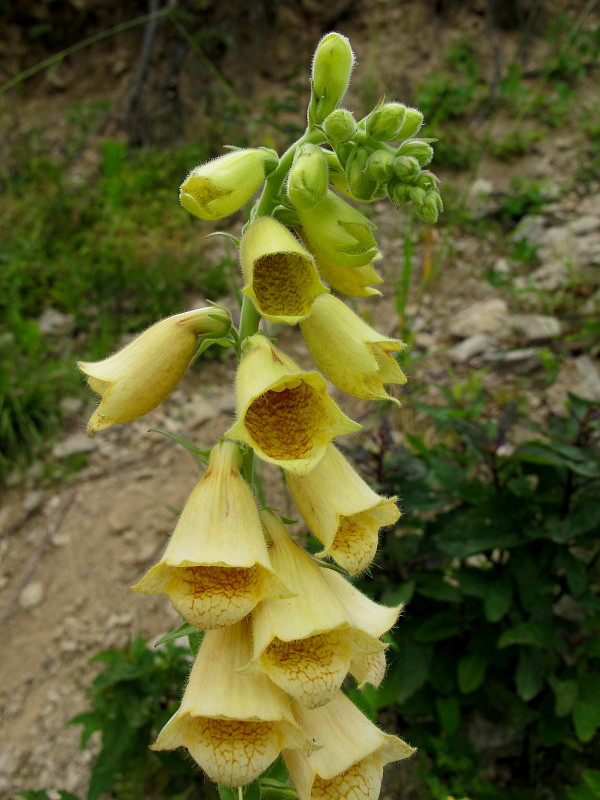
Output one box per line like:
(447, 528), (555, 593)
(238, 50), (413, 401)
(387, 178), (411, 206)
(180, 148), (278, 221)
(393, 155), (421, 181)
(365, 150), (396, 183)
(364, 102), (407, 141)
(416, 190), (444, 223)
(297, 190), (380, 267)
(309, 33), (355, 125)
(322, 108), (357, 144)
(345, 146), (380, 202)
(416, 170), (439, 191)
(409, 186), (427, 206)
(390, 108), (424, 141)
(397, 139), (434, 167)
(287, 143), (329, 209)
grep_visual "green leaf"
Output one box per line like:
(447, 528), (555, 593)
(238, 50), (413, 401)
(87, 716), (133, 800)
(416, 572), (462, 603)
(582, 770), (600, 796)
(457, 653), (487, 694)
(436, 695), (461, 734)
(414, 611), (460, 643)
(483, 574), (513, 622)
(515, 649), (546, 701)
(550, 677), (579, 717)
(149, 429), (211, 467)
(155, 621), (199, 646)
(573, 675), (600, 743)
(497, 622), (561, 650)
(393, 639), (433, 703)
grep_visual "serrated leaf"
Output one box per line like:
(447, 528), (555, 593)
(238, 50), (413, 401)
(436, 694), (460, 734)
(457, 653), (487, 694)
(484, 574), (513, 622)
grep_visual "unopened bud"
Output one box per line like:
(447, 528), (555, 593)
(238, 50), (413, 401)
(390, 108), (424, 141)
(387, 179), (411, 206)
(287, 144), (329, 209)
(416, 190), (444, 223)
(365, 150), (396, 182)
(394, 155), (421, 181)
(310, 33), (355, 124)
(323, 108), (357, 143)
(397, 139), (434, 167)
(365, 102), (407, 141)
(409, 186), (427, 207)
(345, 146), (380, 202)
(416, 170), (439, 191)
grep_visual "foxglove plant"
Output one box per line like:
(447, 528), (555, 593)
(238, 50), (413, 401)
(80, 31), (442, 800)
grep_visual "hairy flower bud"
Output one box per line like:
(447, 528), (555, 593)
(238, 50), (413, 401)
(78, 307), (230, 436)
(390, 107), (424, 141)
(397, 139), (434, 167)
(345, 146), (380, 202)
(322, 108), (357, 144)
(364, 101), (407, 141)
(415, 190), (444, 223)
(309, 33), (355, 125)
(365, 150), (396, 183)
(287, 144), (329, 209)
(393, 155), (421, 181)
(180, 148), (278, 221)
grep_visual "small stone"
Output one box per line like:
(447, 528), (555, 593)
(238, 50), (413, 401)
(527, 261), (568, 291)
(185, 397), (216, 428)
(485, 348), (542, 374)
(19, 581), (45, 609)
(53, 433), (96, 459)
(38, 308), (75, 337)
(23, 490), (44, 513)
(510, 214), (546, 244)
(448, 333), (493, 363)
(492, 257), (511, 276)
(570, 215), (598, 236)
(503, 314), (561, 343)
(59, 396), (85, 415)
(466, 178), (501, 219)
(105, 612), (134, 631)
(547, 356), (600, 414)
(450, 298), (508, 339)
(51, 533), (71, 547)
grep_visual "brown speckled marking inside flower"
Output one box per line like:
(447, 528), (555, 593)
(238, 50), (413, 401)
(311, 758), (383, 800)
(186, 717), (282, 786)
(244, 382), (324, 460)
(329, 512), (379, 575)
(169, 565), (261, 629)
(254, 253), (320, 317)
(262, 632), (350, 708)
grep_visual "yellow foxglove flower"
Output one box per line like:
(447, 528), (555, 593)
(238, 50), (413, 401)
(286, 444), (400, 574)
(132, 441), (290, 628)
(241, 511), (400, 709)
(350, 651), (387, 690)
(301, 294), (407, 403)
(296, 190), (380, 268)
(285, 692), (415, 800)
(152, 619), (310, 786)
(78, 306), (230, 436)
(298, 230), (383, 298)
(225, 335), (360, 477)
(180, 147), (278, 221)
(240, 216), (328, 324)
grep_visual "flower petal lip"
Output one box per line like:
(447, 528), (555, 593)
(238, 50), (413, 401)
(180, 148), (278, 221)
(225, 335), (360, 477)
(286, 444), (400, 574)
(301, 294), (407, 404)
(78, 306), (231, 436)
(152, 620), (311, 786)
(132, 441), (292, 629)
(284, 692), (415, 800)
(298, 229), (383, 298)
(240, 216), (328, 324)
(241, 511), (397, 708)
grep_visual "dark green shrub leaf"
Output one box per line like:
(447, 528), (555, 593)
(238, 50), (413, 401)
(550, 677), (579, 717)
(416, 572), (462, 602)
(457, 653), (487, 694)
(573, 675), (600, 743)
(414, 611), (460, 642)
(483, 574), (513, 622)
(581, 770), (600, 795)
(515, 649), (546, 701)
(436, 695), (461, 734)
(497, 622), (561, 650)
(393, 639), (433, 702)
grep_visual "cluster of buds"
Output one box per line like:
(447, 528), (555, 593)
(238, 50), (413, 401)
(78, 31), (442, 800)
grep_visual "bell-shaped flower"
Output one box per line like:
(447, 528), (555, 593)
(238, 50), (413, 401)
(78, 306), (231, 437)
(350, 650), (388, 690)
(301, 294), (407, 404)
(152, 619), (311, 786)
(180, 147), (278, 221)
(298, 229), (382, 297)
(296, 190), (380, 268)
(225, 335), (360, 477)
(240, 216), (328, 324)
(286, 444), (400, 574)
(284, 692), (415, 800)
(240, 511), (401, 709)
(132, 441), (291, 628)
